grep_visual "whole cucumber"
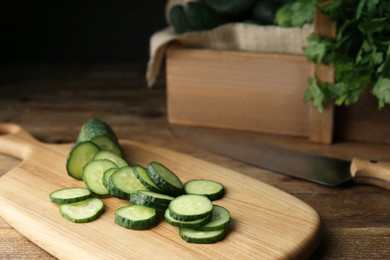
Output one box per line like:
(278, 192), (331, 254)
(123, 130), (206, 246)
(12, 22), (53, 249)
(252, 0), (284, 25)
(205, 0), (257, 19)
(184, 2), (228, 32)
(170, 5), (193, 34)
(77, 118), (122, 157)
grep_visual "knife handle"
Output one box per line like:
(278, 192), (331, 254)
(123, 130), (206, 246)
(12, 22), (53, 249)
(350, 158), (390, 190)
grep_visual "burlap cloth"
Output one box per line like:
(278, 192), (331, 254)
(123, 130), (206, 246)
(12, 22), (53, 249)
(146, 0), (314, 86)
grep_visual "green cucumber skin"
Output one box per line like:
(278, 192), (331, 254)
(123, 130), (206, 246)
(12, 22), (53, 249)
(169, 208), (212, 222)
(184, 179), (225, 201)
(66, 141), (100, 180)
(136, 191), (174, 206)
(77, 118), (118, 143)
(102, 168), (118, 195)
(133, 166), (164, 193)
(93, 150), (128, 168)
(146, 162), (184, 197)
(115, 205), (158, 230)
(77, 118), (122, 157)
(205, 0), (257, 18)
(130, 194), (168, 211)
(168, 194), (214, 221)
(179, 228), (226, 244)
(50, 195), (91, 204)
(50, 187), (91, 204)
(170, 5), (193, 34)
(59, 198), (105, 223)
(108, 167), (149, 200)
(164, 209), (212, 229)
(115, 215), (158, 230)
(195, 205), (231, 231)
(108, 176), (131, 200)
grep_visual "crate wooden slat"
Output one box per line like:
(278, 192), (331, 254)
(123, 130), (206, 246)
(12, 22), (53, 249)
(166, 45), (322, 139)
(308, 7), (337, 143)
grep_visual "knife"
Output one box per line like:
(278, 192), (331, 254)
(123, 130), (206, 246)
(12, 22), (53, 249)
(171, 125), (390, 190)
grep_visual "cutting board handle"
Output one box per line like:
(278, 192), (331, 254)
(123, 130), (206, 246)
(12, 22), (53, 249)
(350, 158), (390, 190)
(0, 124), (38, 160)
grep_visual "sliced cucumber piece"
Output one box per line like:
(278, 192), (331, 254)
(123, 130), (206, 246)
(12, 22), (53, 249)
(169, 194), (213, 221)
(60, 198), (105, 223)
(109, 166), (149, 200)
(196, 205), (231, 231)
(164, 209), (212, 228)
(90, 135), (122, 157)
(115, 205), (158, 230)
(66, 141), (100, 180)
(82, 159), (117, 196)
(50, 187), (91, 204)
(130, 194), (168, 211)
(77, 118), (122, 157)
(102, 168), (118, 194)
(179, 228), (226, 244)
(93, 150), (128, 168)
(137, 190), (175, 206)
(147, 162), (183, 196)
(184, 179), (225, 201)
(133, 165), (163, 193)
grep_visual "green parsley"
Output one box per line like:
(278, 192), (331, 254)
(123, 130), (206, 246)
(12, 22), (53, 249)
(302, 0), (390, 111)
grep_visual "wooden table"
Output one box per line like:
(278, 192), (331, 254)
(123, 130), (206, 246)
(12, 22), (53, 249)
(0, 63), (389, 259)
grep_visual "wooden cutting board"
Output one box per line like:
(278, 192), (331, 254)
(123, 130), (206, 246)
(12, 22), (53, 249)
(0, 124), (321, 259)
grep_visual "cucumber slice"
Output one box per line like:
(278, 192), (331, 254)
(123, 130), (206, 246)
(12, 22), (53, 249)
(196, 205), (231, 231)
(102, 168), (118, 194)
(130, 194), (168, 211)
(91, 135), (122, 157)
(50, 187), (91, 204)
(133, 165), (163, 193)
(109, 166), (149, 200)
(179, 228), (226, 244)
(137, 190), (175, 206)
(59, 198), (105, 223)
(169, 194), (213, 221)
(184, 179), (225, 201)
(66, 141), (100, 180)
(147, 162), (184, 196)
(77, 118), (122, 157)
(164, 209), (212, 228)
(115, 205), (158, 230)
(93, 150), (128, 168)
(82, 159), (117, 196)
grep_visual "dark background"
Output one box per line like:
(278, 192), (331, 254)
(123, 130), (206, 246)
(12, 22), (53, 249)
(0, 0), (168, 62)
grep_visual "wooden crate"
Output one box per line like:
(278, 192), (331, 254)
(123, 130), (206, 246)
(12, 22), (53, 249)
(167, 46), (314, 136)
(165, 9), (390, 145)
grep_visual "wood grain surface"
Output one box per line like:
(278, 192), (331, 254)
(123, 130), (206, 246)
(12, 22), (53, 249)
(0, 124), (321, 259)
(166, 46), (312, 137)
(0, 63), (389, 259)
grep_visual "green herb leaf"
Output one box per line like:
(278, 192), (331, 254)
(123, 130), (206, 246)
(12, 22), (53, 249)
(304, 77), (327, 112)
(303, 34), (335, 64)
(275, 0), (317, 27)
(304, 0), (389, 111)
(290, 1), (316, 27)
(372, 78), (390, 109)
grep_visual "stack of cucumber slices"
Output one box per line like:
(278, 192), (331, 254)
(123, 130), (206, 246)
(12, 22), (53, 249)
(50, 119), (231, 244)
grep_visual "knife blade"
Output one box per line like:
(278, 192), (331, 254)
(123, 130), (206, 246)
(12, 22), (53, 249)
(171, 125), (390, 189)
